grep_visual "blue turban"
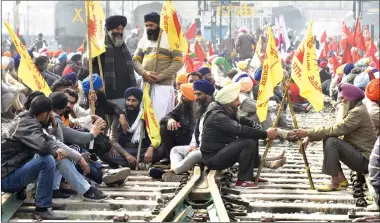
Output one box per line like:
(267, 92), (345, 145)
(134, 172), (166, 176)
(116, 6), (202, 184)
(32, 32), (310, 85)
(198, 67), (211, 76)
(124, 87), (143, 103)
(234, 73), (249, 83)
(344, 63), (355, 75)
(193, 80), (215, 96)
(372, 69), (378, 73)
(13, 49), (34, 70)
(58, 52), (67, 63)
(196, 29), (202, 35)
(254, 68), (262, 81)
(82, 73), (103, 95)
(62, 72), (77, 85)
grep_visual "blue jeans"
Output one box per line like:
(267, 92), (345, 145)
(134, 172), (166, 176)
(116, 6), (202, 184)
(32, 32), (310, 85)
(56, 159), (91, 194)
(1, 155), (55, 208)
(75, 160), (104, 184)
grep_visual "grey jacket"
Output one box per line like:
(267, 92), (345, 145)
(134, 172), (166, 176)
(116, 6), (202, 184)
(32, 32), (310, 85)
(235, 33), (255, 59)
(1, 111), (58, 178)
(55, 114), (94, 146)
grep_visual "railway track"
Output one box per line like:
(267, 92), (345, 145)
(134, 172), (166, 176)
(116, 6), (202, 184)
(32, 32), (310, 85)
(2, 112), (379, 222)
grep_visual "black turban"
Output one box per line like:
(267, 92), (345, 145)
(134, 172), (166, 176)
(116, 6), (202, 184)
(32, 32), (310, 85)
(49, 92), (68, 110)
(105, 15), (127, 31)
(124, 87), (143, 103)
(144, 12), (160, 25)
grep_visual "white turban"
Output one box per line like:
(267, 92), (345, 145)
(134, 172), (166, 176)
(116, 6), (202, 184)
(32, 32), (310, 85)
(215, 82), (241, 104)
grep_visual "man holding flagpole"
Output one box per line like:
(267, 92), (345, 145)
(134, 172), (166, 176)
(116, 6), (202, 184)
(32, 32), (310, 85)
(133, 12), (184, 122)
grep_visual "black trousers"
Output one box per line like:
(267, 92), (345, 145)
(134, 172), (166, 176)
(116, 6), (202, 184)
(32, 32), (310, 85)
(160, 125), (193, 159)
(204, 138), (259, 181)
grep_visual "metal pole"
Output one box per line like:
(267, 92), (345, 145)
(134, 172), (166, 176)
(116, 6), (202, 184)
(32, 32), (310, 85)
(229, 4), (232, 47)
(219, 1), (223, 52)
(106, 1), (110, 18)
(121, 1), (124, 16)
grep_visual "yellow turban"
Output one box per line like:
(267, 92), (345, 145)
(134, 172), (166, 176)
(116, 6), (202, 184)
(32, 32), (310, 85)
(216, 82), (241, 104)
(176, 73), (188, 84)
(237, 60), (248, 70)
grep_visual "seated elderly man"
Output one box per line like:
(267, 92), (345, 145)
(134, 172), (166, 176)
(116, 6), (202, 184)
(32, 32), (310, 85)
(363, 79), (379, 135)
(295, 83), (377, 192)
(110, 87), (164, 169)
(159, 83), (196, 163)
(201, 83), (277, 188)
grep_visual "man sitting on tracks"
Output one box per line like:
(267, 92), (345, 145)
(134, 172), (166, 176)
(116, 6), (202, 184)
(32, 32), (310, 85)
(363, 79), (379, 136)
(200, 82), (278, 188)
(159, 83), (197, 163)
(149, 80), (215, 181)
(1, 95), (68, 220)
(109, 87), (165, 169)
(294, 83), (377, 192)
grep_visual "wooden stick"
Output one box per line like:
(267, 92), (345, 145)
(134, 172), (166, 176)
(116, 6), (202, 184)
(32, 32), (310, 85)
(135, 30), (163, 170)
(285, 80), (315, 190)
(85, 2), (95, 115)
(255, 80), (291, 185)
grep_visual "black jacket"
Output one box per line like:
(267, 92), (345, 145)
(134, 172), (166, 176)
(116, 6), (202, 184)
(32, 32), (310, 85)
(200, 102), (267, 160)
(160, 102), (196, 136)
(1, 111), (58, 178)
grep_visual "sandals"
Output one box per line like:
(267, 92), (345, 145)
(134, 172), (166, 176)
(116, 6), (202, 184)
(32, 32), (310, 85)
(317, 180), (349, 192)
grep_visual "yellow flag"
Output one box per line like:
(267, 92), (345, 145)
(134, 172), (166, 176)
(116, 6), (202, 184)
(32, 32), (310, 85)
(291, 21), (324, 111)
(4, 22), (51, 96)
(256, 27), (284, 122)
(142, 83), (161, 148)
(160, 1), (188, 53)
(85, 1), (106, 58)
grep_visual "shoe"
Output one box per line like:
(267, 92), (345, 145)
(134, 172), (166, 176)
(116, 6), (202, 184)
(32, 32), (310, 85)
(339, 180), (349, 188)
(162, 172), (183, 182)
(52, 190), (71, 199)
(83, 186), (109, 201)
(34, 208), (68, 220)
(317, 184), (343, 192)
(235, 181), (259, 188)
(149, 167), (165, 179)
(102, 167), (130, 186)
(252, 177), (268, 183)
(51, 202), (66, 210)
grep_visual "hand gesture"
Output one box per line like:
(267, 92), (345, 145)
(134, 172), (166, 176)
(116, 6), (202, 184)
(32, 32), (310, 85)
(167, 118), (180, 131)
(56, 148), (68, 161)
(266, 127), (278, 140)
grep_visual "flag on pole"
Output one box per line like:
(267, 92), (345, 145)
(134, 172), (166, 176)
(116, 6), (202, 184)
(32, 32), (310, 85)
(194, 41), (206, 61)
(250, 36), (263, 68)
(4, 22), (51, 96)
(160, 1), (188, 53)
(142, 83), (161, 148)
(320, 30), (327, 44)
(256, 27), (284, 122)
(352, 18), (366, 51)
(279, 14), (291, 54)
(291, 21), (324, 112)
(85, 0), (106, 58)
(185, 21), (197, 40)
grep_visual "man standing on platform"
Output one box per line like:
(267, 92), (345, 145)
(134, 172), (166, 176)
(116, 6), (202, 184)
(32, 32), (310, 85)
(93, 15), (136, 109)
(133, 12), (184, 121)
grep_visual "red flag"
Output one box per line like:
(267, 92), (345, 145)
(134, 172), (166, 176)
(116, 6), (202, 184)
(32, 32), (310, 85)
(320, 31), (327, 44)
(330, 53), (341, 74)
(341, 42), (352, 64)
(208, 42), (214, 56)
(365, 39), (377, 57)
(352, 19), (366, 51)
(341, 22), (353, 48)
(319, 42), (329, 59)
(184, 42), (194, 72)
(194, 41), (206, 62)
(185, 21), (197, 40)
(351, 48), (362, 63)
(67, 46), (71, 53)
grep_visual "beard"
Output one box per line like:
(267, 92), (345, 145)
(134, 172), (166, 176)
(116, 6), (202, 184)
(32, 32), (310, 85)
(194, 99), (209, 119)
(108, 30), (126, 47)
(125, 105), (140, 125)
(147, 26), (160, 41)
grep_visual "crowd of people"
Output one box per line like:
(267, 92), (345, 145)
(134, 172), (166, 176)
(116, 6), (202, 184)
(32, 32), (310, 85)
(1, 11), (379, 220)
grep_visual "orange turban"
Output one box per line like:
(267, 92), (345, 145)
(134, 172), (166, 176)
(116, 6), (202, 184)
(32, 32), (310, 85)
(176, 73), (188, 84)
(3, 51), (11, 57)
(180, 83), (195, 101)
(366, 79), (380, 103)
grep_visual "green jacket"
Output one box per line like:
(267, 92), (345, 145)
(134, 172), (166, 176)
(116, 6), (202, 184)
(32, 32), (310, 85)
(307, 101), (377, 159)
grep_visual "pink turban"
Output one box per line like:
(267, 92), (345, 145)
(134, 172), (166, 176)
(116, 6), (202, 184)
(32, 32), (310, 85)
(338, 83), (365, 102)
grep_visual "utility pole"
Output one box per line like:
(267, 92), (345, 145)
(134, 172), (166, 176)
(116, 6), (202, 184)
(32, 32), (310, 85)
(121, 1), (124, 16)
(219, 1), (223, 52)
(229, 4), (232, 47)
(14, 0), (21, 35)
(106, 1), (110, 18)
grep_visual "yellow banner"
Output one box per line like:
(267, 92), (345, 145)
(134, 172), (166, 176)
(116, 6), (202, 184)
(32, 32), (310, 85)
(217, 4), (254, 17)
(142, 83), (161, 149)
(4, 22), (51, 96)
(256, 27), (284, 122)
(85, 1), (106, 58)
(291, 21), (324, 111)
(160, 1), (188, 53)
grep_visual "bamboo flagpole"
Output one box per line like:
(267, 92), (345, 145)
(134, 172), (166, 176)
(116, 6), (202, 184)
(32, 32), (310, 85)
(255, 80), (291, 185)
(284, 79), (315, 190)
(85, 2), (95, 115)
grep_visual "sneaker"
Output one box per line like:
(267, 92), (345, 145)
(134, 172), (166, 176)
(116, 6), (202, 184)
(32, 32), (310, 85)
(52, 190), (71, 199)
(34, 208), (68, 220)
(149, 167), (165, 179)
(162, 172), (183, 182)
(83, 186), (109, 201)
(235, 181), (259, 188)
(102, 167), (130, 186)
